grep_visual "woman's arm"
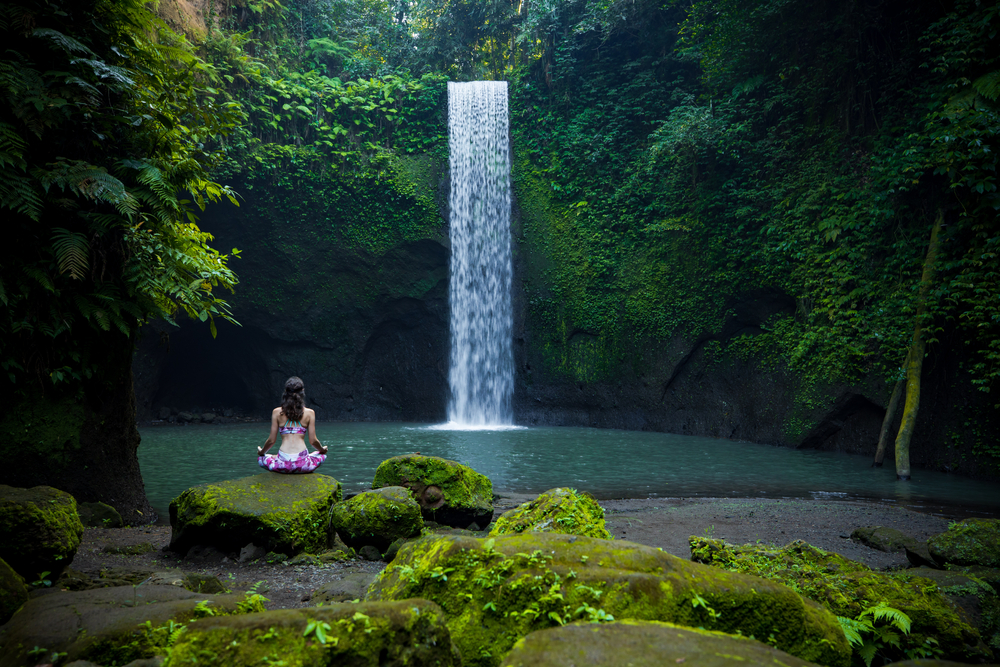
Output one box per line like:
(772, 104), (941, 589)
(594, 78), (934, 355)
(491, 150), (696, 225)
(307, 410), (327, 455)
(259, 409), (279, 456)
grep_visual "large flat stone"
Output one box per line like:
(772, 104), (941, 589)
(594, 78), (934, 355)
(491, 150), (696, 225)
(373, 455), (492, 528)
(169, 473), (341, 556)
(500, 620), (819, 667)
(0, 585), (243, 667)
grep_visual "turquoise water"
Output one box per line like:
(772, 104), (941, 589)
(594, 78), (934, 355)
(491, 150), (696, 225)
(137, 422), (1000, 521)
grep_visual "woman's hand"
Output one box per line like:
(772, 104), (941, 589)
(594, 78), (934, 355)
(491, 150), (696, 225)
(257, 446), (265, 456)
(315, 442), (328, 455)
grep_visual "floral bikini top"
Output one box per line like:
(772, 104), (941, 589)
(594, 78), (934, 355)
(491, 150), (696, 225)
(278, 419), (307, 435)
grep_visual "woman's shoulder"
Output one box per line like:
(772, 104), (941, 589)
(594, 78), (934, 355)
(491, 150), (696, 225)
(272, 407), (283, 418)
(304, 407), (316, 420)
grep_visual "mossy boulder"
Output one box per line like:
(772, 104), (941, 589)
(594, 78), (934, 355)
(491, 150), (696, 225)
(929, 518), (1000, 568)
(329, 486), (424, 552)
(78, 501), (124, 528)
(366, 532), (850, 667)
(690, 537), (986, 662)
(373, 454), (493, 528)
(851, 526), (919, 553)
(0, 556), (27, 625)
(0, 484), (83, 580)
(489, 488), (611, 539)
(0, 585), (245, 667)
(500, 619), (820, 667)
(169, 473), (342, 556)
(163, 599), (460, 667)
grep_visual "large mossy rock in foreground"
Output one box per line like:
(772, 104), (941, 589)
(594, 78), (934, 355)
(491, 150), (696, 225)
(0, 484), (83, 580)
(169, 473), (342, 556)
(165, 599), (460, 667)
(366, 532), (850, 667)
(0, 585), (244, 667)
(500, 620), (819, 667)
(329, 486), (423, 552)
(0, 556), (27, 625)
(490, 487), (611, 539)
(373, 454), (493, 528)
(929, 518), (1000, 568)
(690, 537), (987, 662)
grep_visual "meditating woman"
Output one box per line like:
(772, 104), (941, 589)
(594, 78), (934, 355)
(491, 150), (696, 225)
(258, 376), (328, 473)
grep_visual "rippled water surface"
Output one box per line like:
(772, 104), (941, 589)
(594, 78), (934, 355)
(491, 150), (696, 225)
(138, 422), (1000, 520)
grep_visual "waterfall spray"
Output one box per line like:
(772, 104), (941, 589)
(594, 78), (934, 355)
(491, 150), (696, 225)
(446, 81), (513, 427)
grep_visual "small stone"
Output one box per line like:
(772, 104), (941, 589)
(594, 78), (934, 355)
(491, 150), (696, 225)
(102, 542), (153, 556)
(223, 409), (234, 418)
(177, 412), (195, 423)
(77, 502), (123, 528)
(201, 413), (216, 423)
(239, 542), (267, 563)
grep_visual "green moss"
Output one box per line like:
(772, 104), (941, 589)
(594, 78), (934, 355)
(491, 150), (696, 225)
(367, 532), (850, 667)
(329, 486), (423, 551)
(929, 519), (1000, 568)
(373, 455), (493, 527)
(162, 599), (459, 667)
(169, 473), (342, 555)
(490, 488), (611, 540)
(689, 537), (985, 662)
(0, 484), (83, 580)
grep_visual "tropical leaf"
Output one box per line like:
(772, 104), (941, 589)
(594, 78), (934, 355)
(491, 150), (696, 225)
(31, 27), (95, 56)
(52, 228), (90, 280)
(971, 70), (1000, 102)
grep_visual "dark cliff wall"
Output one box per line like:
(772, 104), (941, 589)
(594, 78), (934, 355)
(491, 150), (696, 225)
(135, 153), (452, 423)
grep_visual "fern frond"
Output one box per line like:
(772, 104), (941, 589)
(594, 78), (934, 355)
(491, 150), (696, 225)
(35, 160), (129, 205)
(0, 122), (27, 170)
(69, 58), (135, 87)
(31, 28), (95, 56)
(837, 616), (866, 647)
(858, 641), (878, 667)
(860, 603), (911, 634)
(52, 228), (90, 280)
(972, 70), (1000, 102)
(23, 266), (54, 292)
(93, 309), (110, 331)
(0, 172), (43, 220)
(0, 277), (6, 306)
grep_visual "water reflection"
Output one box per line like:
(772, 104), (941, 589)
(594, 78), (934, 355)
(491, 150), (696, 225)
(138, 422), (1000, 520)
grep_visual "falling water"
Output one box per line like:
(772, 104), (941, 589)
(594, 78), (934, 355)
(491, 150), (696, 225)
(446, 81), (513, 427)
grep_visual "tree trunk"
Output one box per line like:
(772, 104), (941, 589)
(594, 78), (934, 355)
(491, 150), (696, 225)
(893, 210), (944, 480)
(0, 332), (154, 524)
(873, 359), (906, 467)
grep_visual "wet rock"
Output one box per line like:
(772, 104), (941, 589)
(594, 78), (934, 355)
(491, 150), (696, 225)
(929, 518), (1000, 568)
(239, 542), (267, 563)
(0, 556), (27, 625)
(359, 545), (382, 561)
(78, 501), (124, 528)
(312, 571), (379, 603)
(367, 532), (850, 667)
(851, 526), (918, 553)
(328, 486), (423, 552)
(373, 454), (493, 528)
(490, 487), (611, 540)
(689, 537), (985, 663)
(176, 411), (196, 423)
(166, 599), (460, 667)
(201, 412), (216, 423)
(500, 620), (820, 667)
(169, 472), (341, 556)
(906, 542), (940, 568)
(288, 553), (321, 566)
(144, 571), (227, 594)
(156, 407), (171, 420)
(0, 585), (244, 667)
(0, 484), (83, 580)
(383, 537), (408, 562)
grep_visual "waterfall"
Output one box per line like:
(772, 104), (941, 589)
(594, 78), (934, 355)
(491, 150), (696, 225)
(446, 81), (513, 427)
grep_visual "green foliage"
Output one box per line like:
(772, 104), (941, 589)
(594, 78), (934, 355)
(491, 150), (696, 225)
(0, 0), (242, 393)
(837, 603), (915, 667)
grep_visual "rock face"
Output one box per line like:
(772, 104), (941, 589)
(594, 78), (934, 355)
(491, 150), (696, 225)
(77, 501), (124, 528)
(689, 537), (986, 663)
(0, 585), (244, 667)
(0, 484), (84, 580)
(373, 455), (493, 528)
(311, 571), (380, 603)
(168, 473), (342, 556)
(929, 518), (1000, 568)
(165, 599), (460, 667)
(500, 620), (820, 667)
(328, 486), (423, 552)
(490, 487), (610, 539)
(0, 556), (27, 625)
(366, 532), (850, 667)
